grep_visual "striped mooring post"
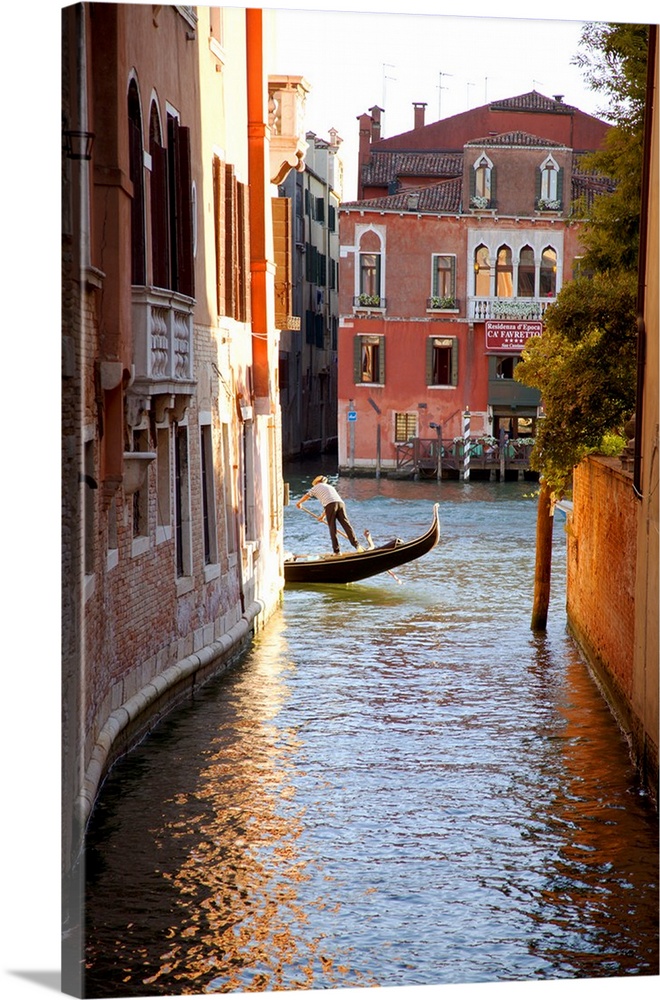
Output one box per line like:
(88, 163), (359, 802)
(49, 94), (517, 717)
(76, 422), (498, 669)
(463, 407), (471, 481)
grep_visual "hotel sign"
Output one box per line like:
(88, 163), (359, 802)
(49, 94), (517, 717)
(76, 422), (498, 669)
(485, 320), (543, 352)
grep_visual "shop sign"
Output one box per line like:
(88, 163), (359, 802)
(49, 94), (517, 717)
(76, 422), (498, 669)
(485, 320), (542, 352)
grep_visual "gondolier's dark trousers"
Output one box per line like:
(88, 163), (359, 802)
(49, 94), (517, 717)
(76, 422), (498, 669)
(324, 502), (360, 554)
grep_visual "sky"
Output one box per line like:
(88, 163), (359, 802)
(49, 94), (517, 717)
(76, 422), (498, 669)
(1, 2), (656, 999)
(267, 0), (652, 199)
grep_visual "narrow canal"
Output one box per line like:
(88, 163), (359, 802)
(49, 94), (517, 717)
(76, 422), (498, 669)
(83, 474), (658, 996)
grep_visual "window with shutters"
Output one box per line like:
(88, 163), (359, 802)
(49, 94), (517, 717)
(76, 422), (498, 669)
(148, 106), (194, 296)
(426, 337), (458, 387)
(149, 102), (169, 289)
(212, 155), (250, 321)
(537, 155), (563, 210)
(174, 424), (192, 579)
(359, 252), (381, 303)
(200, 422), (218, 567)
(166, 113), (195, 297)
(395, 412), (418, 443)
(470, 153), (495, 209)
(429, 254), (456, 307)
(353, 335), (385, 384)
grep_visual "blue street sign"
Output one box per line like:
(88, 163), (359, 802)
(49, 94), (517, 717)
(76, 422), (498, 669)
(347, 410), (357, 421)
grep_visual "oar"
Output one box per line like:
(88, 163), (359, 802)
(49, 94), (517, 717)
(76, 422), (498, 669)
(365, 529), (402, 584)
(299, 503), (351, 542)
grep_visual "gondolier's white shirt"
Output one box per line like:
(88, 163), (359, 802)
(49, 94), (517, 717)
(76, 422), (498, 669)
(308, 482), (342, 507)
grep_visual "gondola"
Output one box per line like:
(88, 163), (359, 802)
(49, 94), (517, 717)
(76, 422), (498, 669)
(284, 503), (440, 585)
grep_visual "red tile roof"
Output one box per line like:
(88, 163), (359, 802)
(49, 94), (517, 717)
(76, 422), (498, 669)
(342, 177), (463, 214)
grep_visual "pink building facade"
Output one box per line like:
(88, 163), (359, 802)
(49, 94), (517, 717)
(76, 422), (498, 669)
(338, 94), (610, 476)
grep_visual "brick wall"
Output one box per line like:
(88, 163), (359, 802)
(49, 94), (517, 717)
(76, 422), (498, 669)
(566, 457), (638, 726)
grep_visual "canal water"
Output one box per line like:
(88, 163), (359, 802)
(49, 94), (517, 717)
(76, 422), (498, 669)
(83, 473), (658, 997)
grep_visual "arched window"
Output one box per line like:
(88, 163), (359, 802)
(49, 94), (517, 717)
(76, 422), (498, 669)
(540, 246), (557, 297)
(517, 245), (535, 297)
(474, 155), (491, 201)
(357, 228), (383, 305)
(149, 101), (169, 289)
(537, 156), (563, 209)
(495, 245), (513, 297)
(128, 80), (146, 285)
(474, 244), (490, 296)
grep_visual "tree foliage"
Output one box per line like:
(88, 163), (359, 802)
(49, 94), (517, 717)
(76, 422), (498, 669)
(514, 21), (649, 497)
(515, 273), (638, 496)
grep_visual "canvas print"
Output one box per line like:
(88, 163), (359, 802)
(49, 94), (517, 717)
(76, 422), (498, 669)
(60, 2), (658, 998)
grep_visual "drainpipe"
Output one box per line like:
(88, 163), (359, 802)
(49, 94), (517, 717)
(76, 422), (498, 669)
(633, 23), (657, 499)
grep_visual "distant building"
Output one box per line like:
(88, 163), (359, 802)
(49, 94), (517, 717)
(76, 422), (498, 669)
(278, 128), (343, 459)
(338, 93), (611, 477)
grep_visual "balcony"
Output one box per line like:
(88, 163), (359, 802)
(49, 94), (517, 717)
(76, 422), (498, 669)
(131, 286), (195, 395)
(469, 296), (555, 322)
(488, 378), (541, 409)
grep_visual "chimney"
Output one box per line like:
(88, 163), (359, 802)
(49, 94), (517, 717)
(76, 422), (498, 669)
(369, 105), (383, 141)
(357, 111), (373, 199)
(413, 102), (427, 130)
(553, 94), (564, 103)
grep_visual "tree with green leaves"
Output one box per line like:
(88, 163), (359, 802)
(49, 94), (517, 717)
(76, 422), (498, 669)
(515, 21), (650, 499)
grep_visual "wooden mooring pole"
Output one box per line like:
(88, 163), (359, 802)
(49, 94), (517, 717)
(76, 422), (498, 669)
(531, 479), (554, 631)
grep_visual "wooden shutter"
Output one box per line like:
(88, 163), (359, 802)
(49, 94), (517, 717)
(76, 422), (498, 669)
(535, 166), (543, 206)
(378, 335), (385, 383)
(272, 196), (292, 329)
(490, 167), (497, 207)
(225, 163), (237, 317)
(151, 141), (169, 288)
(213, 155), (226, 315)
(175, 124), (194, 298)
(451, 338), (459, 386)
(353, 337), (362, 382)
(129, 117), (146, 285)
(237, 181), (250, 321)
(557, 167), (564, 208)
(425, 337), (433, 384)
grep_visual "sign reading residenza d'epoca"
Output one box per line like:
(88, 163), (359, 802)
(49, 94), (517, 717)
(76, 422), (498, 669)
(485, 320), (543, 352)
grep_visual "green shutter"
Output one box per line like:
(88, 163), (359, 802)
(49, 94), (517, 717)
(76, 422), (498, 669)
(490, 167), (497, 207)
(469, 167), (476, 201)
(426, 338), (434, 384)
(451, 338), (458, 386)
(557, 167), (564, 208)
(353, 337), (362, 383)
(535, 167), (542, 207)
(378, 336), (385, 384)
(450, 256), (456, 298)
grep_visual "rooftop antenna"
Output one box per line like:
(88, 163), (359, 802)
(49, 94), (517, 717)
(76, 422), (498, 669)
(437, 71), (452, 119)
(382, 63), (396, 136)
(533, 79), (544, 91)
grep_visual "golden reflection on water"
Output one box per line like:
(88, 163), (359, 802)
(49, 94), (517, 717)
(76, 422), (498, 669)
(136, 611), (375, 994)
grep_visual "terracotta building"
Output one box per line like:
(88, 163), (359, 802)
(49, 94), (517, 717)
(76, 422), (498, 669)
(61, 4), (307, 974)
(338, 93), (611, 477)
(278, 127), (343, 459)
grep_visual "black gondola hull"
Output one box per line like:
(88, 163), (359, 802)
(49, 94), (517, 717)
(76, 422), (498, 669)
(284, 504), (440, 584)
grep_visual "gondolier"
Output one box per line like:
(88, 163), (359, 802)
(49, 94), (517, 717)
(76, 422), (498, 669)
(297, 476), (362, 555)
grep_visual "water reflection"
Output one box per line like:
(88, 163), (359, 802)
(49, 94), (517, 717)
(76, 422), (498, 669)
(84, 478), (658, 995)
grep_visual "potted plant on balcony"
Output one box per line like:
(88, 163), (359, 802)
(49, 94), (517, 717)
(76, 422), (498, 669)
(358, 293), (381, 307)
(429, 295), (456, 310)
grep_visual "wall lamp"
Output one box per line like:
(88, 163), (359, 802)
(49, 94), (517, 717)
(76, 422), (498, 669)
(63, 129), (95, 160)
